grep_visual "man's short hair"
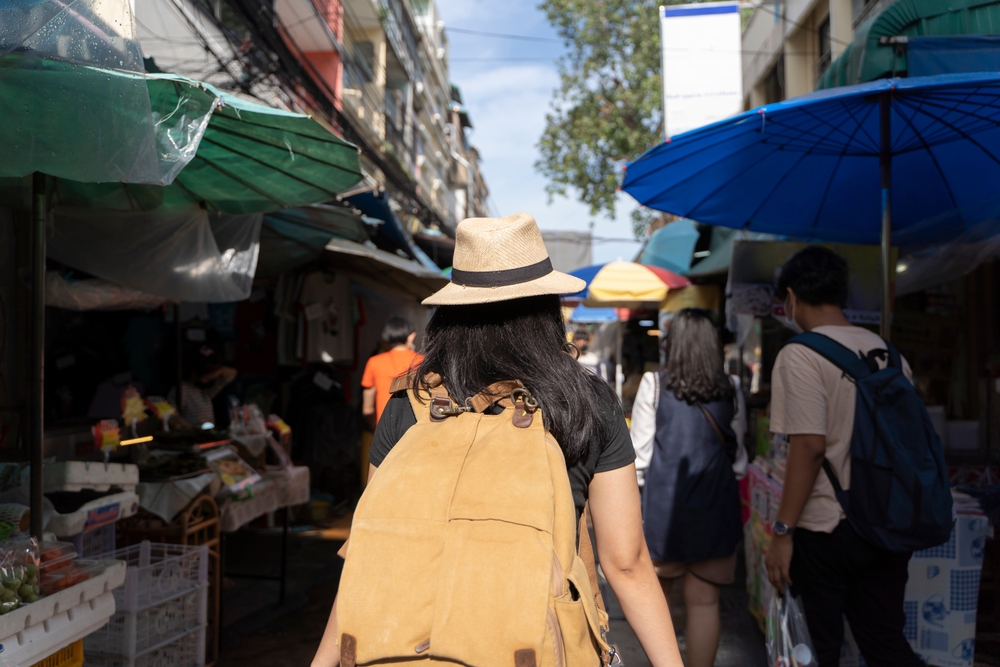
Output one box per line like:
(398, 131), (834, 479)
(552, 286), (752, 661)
(381, 317), (415, 346)
(776, 246), (849, 308)
(572, 327), (590, 342)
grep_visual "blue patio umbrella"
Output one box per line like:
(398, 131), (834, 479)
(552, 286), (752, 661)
(623, 72), (1000, 338)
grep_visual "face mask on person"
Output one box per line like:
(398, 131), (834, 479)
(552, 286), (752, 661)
(783, 293), (804, 334)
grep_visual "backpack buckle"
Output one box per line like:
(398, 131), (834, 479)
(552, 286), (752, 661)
(430, 396), (472, 422)
(510, 388), (538, 428)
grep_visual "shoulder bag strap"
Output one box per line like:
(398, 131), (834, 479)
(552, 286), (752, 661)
(577, 505), (611, 665)
(698, 403), (726, 445)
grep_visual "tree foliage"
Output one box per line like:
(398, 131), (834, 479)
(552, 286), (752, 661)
(536, 0), (665, 236)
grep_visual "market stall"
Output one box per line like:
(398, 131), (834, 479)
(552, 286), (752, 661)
(744, 460), (988, 667)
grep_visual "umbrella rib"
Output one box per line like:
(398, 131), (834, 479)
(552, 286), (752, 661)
(779, 101), (877, 154)
(805, 99), (878, 236)
(745, 103), (863, 233)
(204, 124), (363, 179)
(899, 97), (1000, 170)
(209, 111), (358, 147)
(892, 105), (959, 211)
(626, 134), (754, 188)
(903, 87), (1000, 134)
(669, 143), (790, 222)
(197, 135), (347, 199)
(633, 140), (786, 214)
(901, 95), (1000, 148)
(186, 154), (288, 207)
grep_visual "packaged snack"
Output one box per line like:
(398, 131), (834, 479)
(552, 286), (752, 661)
(144, 396), (179, 431)
(230, 404), (267, 436)
(38, 541), (76, 574)
(0, 537), (40, 609)
(92, 419), (120, 454)
(39, 562), (99, 595)
(204, 447), (260, 494)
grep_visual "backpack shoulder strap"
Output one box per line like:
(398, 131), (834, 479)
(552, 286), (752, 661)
(577, 506), (611, 665)
(786, 331), (872, 381)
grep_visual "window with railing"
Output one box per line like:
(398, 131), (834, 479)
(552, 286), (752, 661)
(764, 56), (785, 104)
(817, 17), (832, 78)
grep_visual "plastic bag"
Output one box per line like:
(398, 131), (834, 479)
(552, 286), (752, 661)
(0, 538), (40, 612)
(766, 589), (816, 666)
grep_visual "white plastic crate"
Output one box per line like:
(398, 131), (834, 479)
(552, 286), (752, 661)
(48, 491), (139, 538)
(107, 542), (208, 612)
(85, 625), (206, 667)
(44, 461), (139, 493)
(68, 523), (116, 558)
(0, 561), (126, 667)
(85, 585), (207, 657)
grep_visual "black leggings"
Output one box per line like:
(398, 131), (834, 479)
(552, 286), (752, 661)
(791, 520), (923, 667)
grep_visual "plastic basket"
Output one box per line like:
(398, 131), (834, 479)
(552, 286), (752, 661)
(84, 626), (205, 667)
(84, 585), (206, 657)
(29, 640), (83, 667)
(106, 542), (208, 612)
(67, 524), (116, 559)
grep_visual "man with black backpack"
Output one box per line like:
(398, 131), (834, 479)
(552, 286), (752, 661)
(765, 246), (953, 667)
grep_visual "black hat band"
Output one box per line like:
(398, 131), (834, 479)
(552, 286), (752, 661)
(450, 257), (553, 288)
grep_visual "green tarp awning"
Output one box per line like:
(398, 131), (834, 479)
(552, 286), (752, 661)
(0, 57), (363, 213)
(816, 0), (1000, 90)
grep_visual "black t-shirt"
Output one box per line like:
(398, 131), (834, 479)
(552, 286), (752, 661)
(370, 391), (636, 519)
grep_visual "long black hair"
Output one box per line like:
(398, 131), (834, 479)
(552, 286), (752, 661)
(663, 308), (734, 405)
(412, 295), (616, 466)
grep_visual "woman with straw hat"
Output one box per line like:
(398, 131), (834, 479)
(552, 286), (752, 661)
(313, 213), (682, 667)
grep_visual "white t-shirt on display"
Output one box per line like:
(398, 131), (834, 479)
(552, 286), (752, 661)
(298, 271), (355, 364)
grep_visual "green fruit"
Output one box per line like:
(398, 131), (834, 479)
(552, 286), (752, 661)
(17, 585), (31, 599)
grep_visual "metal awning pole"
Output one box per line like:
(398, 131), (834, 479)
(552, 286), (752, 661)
(879, 93), (893, 342)
(29, 173), (46, 539)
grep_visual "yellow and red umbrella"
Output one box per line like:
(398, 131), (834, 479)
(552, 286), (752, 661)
(568, 261), (690, 307)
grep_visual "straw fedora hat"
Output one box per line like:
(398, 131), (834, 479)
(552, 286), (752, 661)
(423, 213), (586, 306)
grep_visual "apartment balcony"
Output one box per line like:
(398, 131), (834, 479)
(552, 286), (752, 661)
(342, 58), (385, 141)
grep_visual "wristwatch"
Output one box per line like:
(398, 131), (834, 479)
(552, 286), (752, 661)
(773, 521), (795, 536)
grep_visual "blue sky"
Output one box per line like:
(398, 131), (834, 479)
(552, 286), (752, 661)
(436, 0), (644, 265)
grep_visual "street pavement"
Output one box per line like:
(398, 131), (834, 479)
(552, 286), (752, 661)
(218, 529), (767, 666)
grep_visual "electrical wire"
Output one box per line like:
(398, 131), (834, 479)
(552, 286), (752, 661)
(446, 26), (562, 43)
(753, 2), (851, 47)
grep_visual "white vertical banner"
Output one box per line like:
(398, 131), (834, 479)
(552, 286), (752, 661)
(660, 2), (744, 138)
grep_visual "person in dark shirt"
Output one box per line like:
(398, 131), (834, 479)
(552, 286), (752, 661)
(313, 213), (682, 667)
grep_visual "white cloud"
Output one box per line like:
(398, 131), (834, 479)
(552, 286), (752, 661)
(435, 0), (642, 264)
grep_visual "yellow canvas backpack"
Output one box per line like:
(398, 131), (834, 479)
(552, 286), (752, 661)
(336, 375), (612, 667)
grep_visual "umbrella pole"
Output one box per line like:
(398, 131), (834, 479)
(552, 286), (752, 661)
(880, 94), (893, 342)
(29, 173), (46, 539)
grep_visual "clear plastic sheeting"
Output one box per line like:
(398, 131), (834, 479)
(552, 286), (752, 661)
(48, 206), (263, 302)
(0, 0), (162, 183)
(0, 0), (145, 70)
(148, 77), (216, 185)
(897, 216), (1000, 295)
(208, 213), (263, 296)
(46, 271), (166, 311)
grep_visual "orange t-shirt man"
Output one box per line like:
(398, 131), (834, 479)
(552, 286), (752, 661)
(361, 317), (422, 428)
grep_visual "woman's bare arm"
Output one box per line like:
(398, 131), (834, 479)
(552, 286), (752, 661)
(312, 464), (379, 667)
(589, 464), (683, 667)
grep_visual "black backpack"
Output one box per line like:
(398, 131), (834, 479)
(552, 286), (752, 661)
(787, 332), (954, 552)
